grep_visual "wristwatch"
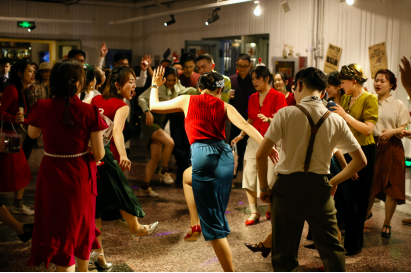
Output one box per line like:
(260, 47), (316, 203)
(260, 187), (270, 192)
(152, 84), (157, 88)
(144, 110), (150, 113)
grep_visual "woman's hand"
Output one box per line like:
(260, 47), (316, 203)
(257, 113), (270, 123)
(152, 67), (166, 88)
(400, 129), (411, 138)
(140, 58), (149, 71)
(351, 173), (359, 181)
(260, 190), (272, 203)
(231, 135), (243, 146)
(400, 56), (411, 94)
(15, 112), (24, 124)
(331, 104), (348, 119)
(380, 129), (395, 141)
(119, 155), (131, 171)
(145, 111), (154, 126)
(144, 54), (153, 66)
(268, 147), (279, 164)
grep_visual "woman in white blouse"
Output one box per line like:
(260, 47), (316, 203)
(366, 69), (409, 238)
(138, 66), (196, 197)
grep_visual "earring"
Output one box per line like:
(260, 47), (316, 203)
(117, 89), (121, 94)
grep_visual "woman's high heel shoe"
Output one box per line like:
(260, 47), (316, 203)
(381, 225), (391, 238)
(245, 213), (260, 226)
(184, 225), (202, 241)
(131, 221), (160, 241)
(244, 242), (271, 258)
(89, 251), (113, 269)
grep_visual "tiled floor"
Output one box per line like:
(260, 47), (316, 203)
(1, 137), (411, 272)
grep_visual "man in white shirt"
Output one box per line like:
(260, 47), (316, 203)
(256, 67), (367, 272)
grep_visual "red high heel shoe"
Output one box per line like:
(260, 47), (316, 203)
(245, 213), (260, 226)
(266, 211), (271, 220)
(184, 225), (202, 241)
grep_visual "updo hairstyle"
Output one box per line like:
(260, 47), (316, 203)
(295, 67), (327, 91)
(338, 64), (368, 85)
(253, 66), (274, 84)
(197, 71), (224, 92)
(49, 59), (84, 129)
(102, 66), (136, 100)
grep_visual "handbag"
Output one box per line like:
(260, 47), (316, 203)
(0, 114), (23, 153)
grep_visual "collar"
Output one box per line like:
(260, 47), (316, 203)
(300, 95), (322, 103)
(379, 95), (393, 104)
(237, 73), (251, 81)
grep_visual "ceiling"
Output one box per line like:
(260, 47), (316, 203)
(25, 0), (187, 7)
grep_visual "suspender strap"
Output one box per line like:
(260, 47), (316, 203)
(295, 105), (332, 175)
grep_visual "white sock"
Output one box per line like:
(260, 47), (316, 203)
(249, 203), (257, 214)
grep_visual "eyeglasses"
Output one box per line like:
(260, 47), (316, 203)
(236, 65), (249, 69)
(183, 65), (194, 69)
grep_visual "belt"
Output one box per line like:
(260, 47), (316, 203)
(44, 151), (88, 158)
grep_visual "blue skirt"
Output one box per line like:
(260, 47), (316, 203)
(190, 139), (234, 241)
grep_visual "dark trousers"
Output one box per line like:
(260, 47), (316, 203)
(342, 144), (376, 252)
(169, 114), (190, 183)
(271, 173), (346, 272)
(228, 124), (248, 172)
(23, 135), (37, 160)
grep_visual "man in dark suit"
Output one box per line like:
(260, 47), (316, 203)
(0, 57), (11, 97)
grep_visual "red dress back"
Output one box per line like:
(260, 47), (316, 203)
(185, 94), (226, 145)
(91, 95), (127, 163)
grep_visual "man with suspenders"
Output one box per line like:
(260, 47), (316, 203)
(256, 67), (367, 271)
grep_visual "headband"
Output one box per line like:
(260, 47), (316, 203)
(340, 65), (368, 84)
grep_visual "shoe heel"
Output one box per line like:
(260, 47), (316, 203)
(261, 251), (270, 258)
(192, 231), (201, 238)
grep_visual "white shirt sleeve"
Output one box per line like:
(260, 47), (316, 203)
(264, 108), (284, 144)
(136, 70), (147, 87)
(94, 57), (104, 69)
(335, 118), (361, 153)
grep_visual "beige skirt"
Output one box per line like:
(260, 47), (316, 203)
(242, 138), (277, 197)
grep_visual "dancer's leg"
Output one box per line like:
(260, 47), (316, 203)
(383, 195), (397, 231)
(151, 129), (174, 169)
(262, 232), (272, 248)
(366, 196), (375, 219)
(183, 167), (200, 227)
(76, 258), (89, 272)
(92, 218), (109, 266)
(0, 205), (24, 234)
(245, 189), (259, 221)
(55, 265), (75, 272)
(142, 140), (162, 186)
(211, 238), (235, 272)
(119, 210), (145, 234)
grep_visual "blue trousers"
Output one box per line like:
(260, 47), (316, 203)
(191, 139), (234, 241)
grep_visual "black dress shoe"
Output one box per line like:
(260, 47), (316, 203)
(345, 249), (361, 256)
(244, 242), (272, 258)
(381, 225), (391, 238)
(17, 223), (34, 243)
(304, 243), (316, 249)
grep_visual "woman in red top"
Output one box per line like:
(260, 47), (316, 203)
(232, 66), (287, 226)
(25, 59), (107, 271)
(150, 68), (278, 272)
(0, 62), (34, 215)
(274, 72), (296, 106)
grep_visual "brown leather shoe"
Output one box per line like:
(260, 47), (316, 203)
(402, 218), (411, 226)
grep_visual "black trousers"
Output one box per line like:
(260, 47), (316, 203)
(228, 124), (248, 172)
(169, 114), (190, 183)
(22, 135), (37, 160)
(342, 144), (376, 252)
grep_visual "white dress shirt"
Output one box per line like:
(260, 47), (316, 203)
(265, 95), (361, 175)
(373, 96), (409, 136)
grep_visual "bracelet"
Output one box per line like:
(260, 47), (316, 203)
(260, 187), (270, 192)
(239, 134), (244, 138)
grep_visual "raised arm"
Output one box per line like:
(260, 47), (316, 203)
(400, 56), (411, 98)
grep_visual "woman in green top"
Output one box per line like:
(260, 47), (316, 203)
(332, 64), (378, 256)
(138, 66), (196, 197)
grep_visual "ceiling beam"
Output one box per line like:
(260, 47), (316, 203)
(0, 16), (96, 24)
(78, 0), (172, 8)
(109, 0), (254, 25)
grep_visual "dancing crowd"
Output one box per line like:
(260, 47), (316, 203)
(1, 40), (411, 272)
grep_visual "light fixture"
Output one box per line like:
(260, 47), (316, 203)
(164, 15), (175, 26)
(346, 0), (354, 5)
(254, 0), (261, 16)
(281, 0), (290, 13)
(28, 23), (36, 32)
(205, 7), (220, 26)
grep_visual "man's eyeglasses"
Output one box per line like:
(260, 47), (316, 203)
(183, 65), (194, 69)
(236, 65), (249, 69)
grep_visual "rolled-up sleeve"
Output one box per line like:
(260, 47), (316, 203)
(138, 87), (150, 112)
(136, 70), (147, 87)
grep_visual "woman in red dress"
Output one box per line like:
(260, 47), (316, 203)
(0, 62), (34, 215)
(26, 59), (107, 272)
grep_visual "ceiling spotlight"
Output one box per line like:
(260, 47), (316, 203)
(28, 23), (36, 32)
(164, 15), (175, 26)
(281, 0), (291, 12)
(254, 2), (261, 16)
(205, 7), (220, 26)
(346, 0), (354, 5)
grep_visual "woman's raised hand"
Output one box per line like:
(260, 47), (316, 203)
(152, 66), (166, 88)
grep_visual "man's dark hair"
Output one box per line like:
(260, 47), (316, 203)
(295, 67), (327, 91)
(114, 53), (128, 64)
(161, 59), (172, 65)
(180, 53), (196, 66)
(68, 49), (86, 59)
(196, 54), (214, 64)
(173, 62), (181, 66)
(236, 54), (251, 63)
(0, 57), (11, 65)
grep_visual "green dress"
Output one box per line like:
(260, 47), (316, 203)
(95, 144), (145, 221)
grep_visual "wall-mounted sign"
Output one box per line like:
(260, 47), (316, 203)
(369, 42), (388, 79)
(17, 21), (35, 28)
(324, 44), (343, 74)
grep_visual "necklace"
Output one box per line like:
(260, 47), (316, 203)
(259, 91), (269, 96)
(351, 91), (364, 101)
